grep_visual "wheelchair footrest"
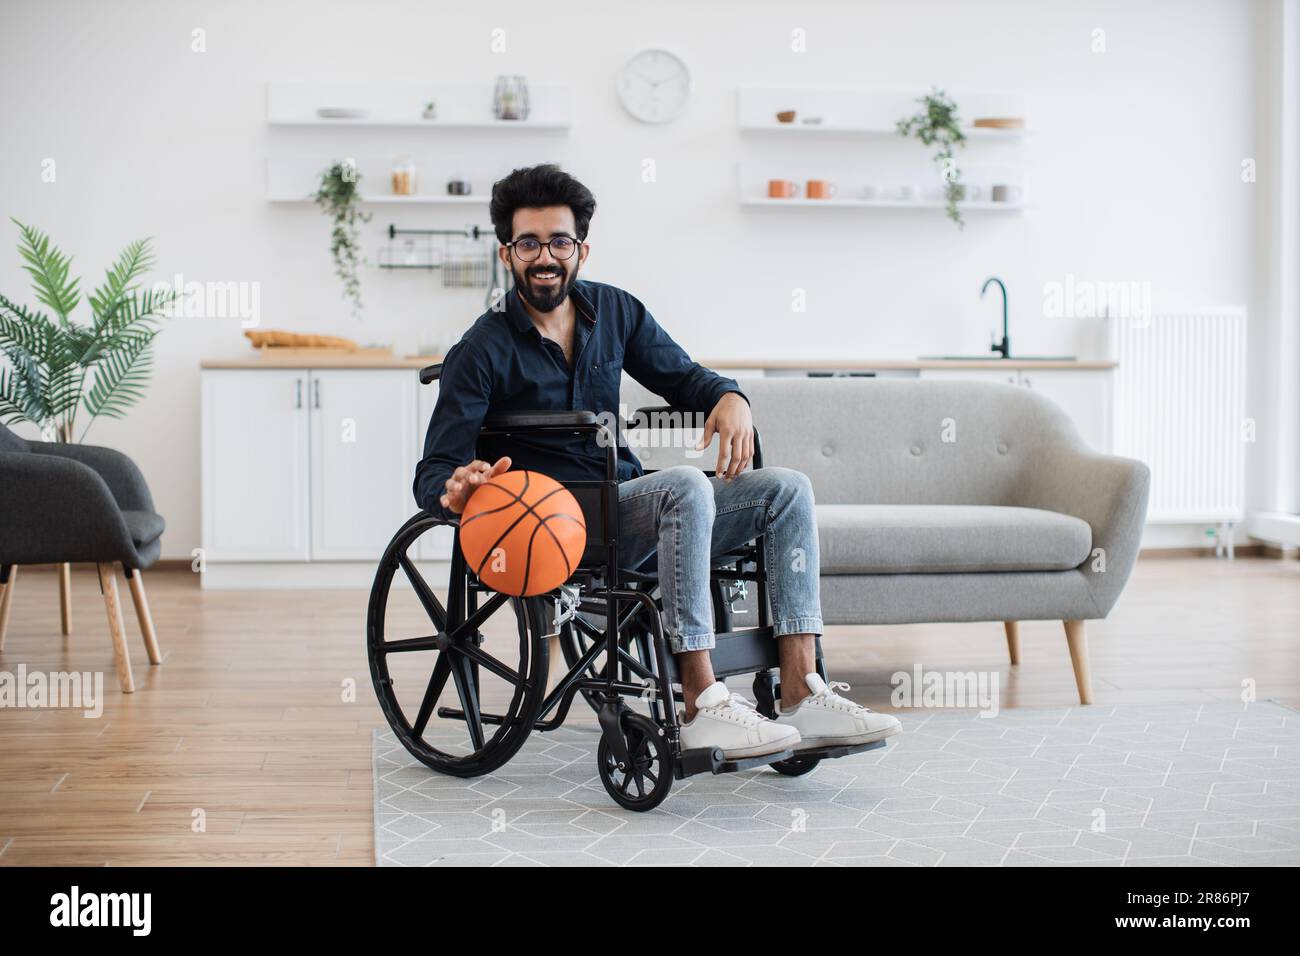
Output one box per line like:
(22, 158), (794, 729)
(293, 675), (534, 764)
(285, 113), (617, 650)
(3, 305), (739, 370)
(675, 746), (796, 779)
(790, 739), (888, 761)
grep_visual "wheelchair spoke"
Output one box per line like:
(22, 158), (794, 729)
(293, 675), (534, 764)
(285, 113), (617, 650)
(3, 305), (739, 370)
(446, 590), (510, 644)
(448, 650), (485, 751)
(378, 635), (440, 655)
(459, 641), (521, 687)
(399, 554), (447, 630)
(412, 651), (452, 739)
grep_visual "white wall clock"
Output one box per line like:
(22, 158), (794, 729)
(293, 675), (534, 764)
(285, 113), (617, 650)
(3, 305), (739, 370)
(616, 48), (692, 124)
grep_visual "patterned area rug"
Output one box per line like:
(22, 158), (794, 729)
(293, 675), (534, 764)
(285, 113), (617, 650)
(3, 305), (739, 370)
(372, 701), (1300, 866)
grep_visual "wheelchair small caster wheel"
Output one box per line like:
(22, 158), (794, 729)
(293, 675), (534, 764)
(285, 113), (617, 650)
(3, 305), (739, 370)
(770, 754), (821, 777)
(597, 712), (672, 812)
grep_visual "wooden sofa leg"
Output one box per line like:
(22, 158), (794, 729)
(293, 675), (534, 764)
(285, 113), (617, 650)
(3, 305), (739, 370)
(125, 568), (162, 665)
(59, 562), (72, 635)
(0, 565), (15, 651)
(1063, 619), (1093, 705)
(1003, 621), (1021, 666)
(97, 562), (135, 693)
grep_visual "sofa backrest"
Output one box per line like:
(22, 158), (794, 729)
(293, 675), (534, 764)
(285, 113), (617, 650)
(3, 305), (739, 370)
(619, 376), (1082, 506)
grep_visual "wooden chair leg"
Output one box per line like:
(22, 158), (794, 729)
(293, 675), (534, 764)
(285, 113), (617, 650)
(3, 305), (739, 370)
(1003, 621), (1021, 666)
(0, 565), (15, 651)
(125, 568), (162, 665)
(59, 562), (72, 635)
(1063, 619), (1093, 705)
(97, 562), (134, 693)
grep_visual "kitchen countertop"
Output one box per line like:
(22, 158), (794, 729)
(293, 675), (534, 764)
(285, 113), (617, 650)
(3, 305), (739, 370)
(201, 354), (442, 369)
(200, 355), (1116, 370)
(699, 358), (1117, 370)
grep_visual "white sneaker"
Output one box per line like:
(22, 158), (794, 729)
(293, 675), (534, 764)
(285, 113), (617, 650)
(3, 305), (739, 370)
(679, 682), (801, 759)
(775, 673), (901, 749)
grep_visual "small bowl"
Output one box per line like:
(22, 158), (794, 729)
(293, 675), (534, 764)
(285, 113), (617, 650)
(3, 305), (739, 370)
(775, 110), (796, 123)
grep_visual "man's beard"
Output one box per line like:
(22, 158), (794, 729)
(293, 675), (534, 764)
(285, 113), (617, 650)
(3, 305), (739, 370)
(512, 259), (578, 313)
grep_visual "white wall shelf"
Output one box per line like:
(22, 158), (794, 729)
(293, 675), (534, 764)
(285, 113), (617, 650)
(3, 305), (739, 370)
(742, 196), (1029, 212)
(270, 117), (570, 131)
(267, 193), (488, 205)
(740, 122), (1026, 140)
(735, 87), (1030, 218)
(267, 81), (572, 129)
(736, 86), (1026, 133)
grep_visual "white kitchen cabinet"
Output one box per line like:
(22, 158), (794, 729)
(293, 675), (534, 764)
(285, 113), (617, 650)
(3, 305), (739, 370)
(918, 366), (1113, 452)
(309, 369), (418, 560)
(417, 379), (456, 561)
(201, 369), (311, 561)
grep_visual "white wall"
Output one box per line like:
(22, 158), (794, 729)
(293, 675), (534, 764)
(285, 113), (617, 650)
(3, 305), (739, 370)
(0, 0), (1278, 558)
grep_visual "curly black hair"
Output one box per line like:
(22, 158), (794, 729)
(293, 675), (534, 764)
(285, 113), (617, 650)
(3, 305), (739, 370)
(489, 164), (597, 246)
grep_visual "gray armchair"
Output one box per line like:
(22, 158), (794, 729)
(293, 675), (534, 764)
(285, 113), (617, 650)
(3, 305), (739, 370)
(0, 422), (164, 692)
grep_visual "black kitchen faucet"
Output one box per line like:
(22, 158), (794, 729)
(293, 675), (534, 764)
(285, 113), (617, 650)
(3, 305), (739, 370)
(983, 276), (1010, 359)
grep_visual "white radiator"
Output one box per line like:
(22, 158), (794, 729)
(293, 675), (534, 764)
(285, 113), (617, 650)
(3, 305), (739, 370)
(1110, 309), (1247, 524)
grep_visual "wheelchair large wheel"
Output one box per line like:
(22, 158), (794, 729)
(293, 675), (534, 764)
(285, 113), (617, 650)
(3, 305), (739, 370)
(368, 513), (550, 778)
(597, 711), (672, 812)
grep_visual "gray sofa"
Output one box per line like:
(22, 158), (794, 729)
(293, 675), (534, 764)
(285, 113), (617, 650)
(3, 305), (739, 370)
(622, 377), (1151, 704)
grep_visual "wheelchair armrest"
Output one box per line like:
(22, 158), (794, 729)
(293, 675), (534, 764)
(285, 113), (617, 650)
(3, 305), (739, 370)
(626, 405), (695, 429)
(625, 406), (765, 470)
(483, 410), (598, 429)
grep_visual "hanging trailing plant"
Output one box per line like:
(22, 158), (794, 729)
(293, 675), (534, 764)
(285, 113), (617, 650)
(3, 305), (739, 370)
(314, 161), (371, 318)
(896, 88), (968, 228)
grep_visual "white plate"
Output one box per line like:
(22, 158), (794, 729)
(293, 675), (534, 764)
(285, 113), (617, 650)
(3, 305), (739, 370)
(316, 107), (370, 119)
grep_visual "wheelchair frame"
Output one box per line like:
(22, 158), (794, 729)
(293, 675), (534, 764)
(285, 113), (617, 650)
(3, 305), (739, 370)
(366, 363), (884, 812)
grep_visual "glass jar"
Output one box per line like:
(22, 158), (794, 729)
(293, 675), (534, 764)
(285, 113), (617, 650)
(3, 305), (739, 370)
(390, 156), (416, 196)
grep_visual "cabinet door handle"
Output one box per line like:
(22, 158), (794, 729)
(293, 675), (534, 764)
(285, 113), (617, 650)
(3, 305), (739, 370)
(313, 379), (321, 409)
(295, 378), (303, 409)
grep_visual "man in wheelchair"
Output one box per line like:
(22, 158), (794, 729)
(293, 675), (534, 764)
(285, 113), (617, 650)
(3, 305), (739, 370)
(413, 164), (899, 763)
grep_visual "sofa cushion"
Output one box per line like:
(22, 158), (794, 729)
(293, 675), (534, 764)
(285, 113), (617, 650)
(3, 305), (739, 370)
(121, 510), (166, 548)
(816, 504), (1091, 574)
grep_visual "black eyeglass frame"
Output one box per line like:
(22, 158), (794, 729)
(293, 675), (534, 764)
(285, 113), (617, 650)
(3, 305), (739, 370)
(505, 234), (582, 262)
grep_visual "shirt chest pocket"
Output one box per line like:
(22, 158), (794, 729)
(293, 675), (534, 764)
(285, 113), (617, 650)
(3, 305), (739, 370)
(587, 354), (624, 403)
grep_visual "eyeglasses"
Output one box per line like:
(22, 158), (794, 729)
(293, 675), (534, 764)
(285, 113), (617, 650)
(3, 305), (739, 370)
(507, 235), (579, 262)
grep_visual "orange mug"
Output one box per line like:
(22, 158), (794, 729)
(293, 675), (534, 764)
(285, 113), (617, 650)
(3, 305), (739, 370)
(806, 179), (838, 199)
(767, 179), (800, 199)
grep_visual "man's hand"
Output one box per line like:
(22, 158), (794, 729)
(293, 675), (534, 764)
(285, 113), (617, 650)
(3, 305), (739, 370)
(696, 393), (753, 481)
(439, 456), (512, 514)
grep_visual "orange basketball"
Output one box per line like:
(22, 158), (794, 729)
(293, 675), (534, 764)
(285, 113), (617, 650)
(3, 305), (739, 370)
(457, 470), (587, 597)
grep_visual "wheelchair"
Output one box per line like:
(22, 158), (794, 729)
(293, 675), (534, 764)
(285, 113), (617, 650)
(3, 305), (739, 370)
(366, 363), (887, 812)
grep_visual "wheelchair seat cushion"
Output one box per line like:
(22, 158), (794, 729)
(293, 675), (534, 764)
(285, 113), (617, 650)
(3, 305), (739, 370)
(815, 504), (1092, 574)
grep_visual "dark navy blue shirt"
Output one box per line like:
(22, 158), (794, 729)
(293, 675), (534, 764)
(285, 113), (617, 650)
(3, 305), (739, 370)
(414, 279), (747, 521)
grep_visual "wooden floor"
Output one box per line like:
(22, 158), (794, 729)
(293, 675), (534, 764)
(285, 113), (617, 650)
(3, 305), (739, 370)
(0, 555), (1296, 866)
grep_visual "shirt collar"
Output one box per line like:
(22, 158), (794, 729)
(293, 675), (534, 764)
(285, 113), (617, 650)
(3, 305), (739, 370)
(504, 280), (597, 336)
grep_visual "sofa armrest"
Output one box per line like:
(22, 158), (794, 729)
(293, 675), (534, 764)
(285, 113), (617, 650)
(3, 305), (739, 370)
(25, 440), (156, 513)
(0, 452), (138, 565)
(1017, 444), (1151, 616)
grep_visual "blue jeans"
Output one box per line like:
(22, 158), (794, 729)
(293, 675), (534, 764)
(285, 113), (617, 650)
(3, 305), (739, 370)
(616, 465), (824, 653)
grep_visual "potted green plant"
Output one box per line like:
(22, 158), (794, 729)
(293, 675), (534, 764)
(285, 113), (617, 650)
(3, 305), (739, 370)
(314, 161), (371, 319)
(897, 88), (968, 227)
(0, 219), (176, 442)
